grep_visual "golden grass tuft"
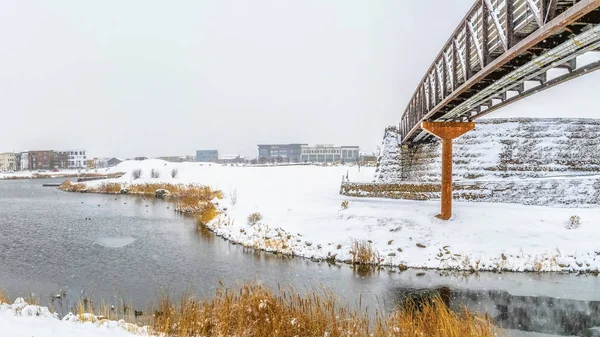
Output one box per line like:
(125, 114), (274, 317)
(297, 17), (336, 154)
(350, 239), (378, 265)
(90, 182), (122, 194)
(149, 283), (497, 337)
(382, 297), (495, 337)
(59, 180), (87, 192)
(194, 202), (220, 226)
(0, 289), (9, 304)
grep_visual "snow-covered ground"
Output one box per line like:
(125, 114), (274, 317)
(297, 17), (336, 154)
(0, 298), (150, 337)
(78, 159), (600, 273)
(0, 169), (99, 179)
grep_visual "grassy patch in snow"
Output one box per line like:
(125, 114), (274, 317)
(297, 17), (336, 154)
(60, 181), (224, 228)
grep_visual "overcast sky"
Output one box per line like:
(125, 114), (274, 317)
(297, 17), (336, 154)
(1, 1), (599, 158)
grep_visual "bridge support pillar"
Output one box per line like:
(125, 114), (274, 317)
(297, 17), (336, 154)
(421, 121), (475, 220)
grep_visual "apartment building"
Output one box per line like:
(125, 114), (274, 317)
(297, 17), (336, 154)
(53, 151), (69, 169)
(257, 144), (305, 162)
(65, 149), (87, 168)
(19, 152), (29, 171)
(300, 145), (360, 163)
(29, 150), (54, 170)
(0, 152), (16, 171)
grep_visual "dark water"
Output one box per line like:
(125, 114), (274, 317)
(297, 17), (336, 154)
(1, 179), (599, 336)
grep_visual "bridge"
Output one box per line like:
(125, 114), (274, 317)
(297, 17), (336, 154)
(397, 0), (600, 219)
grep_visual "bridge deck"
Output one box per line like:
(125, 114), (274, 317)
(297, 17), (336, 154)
(400, 0), (600, 145)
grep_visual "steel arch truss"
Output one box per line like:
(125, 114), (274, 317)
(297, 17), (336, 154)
(400, 0), (600, 144)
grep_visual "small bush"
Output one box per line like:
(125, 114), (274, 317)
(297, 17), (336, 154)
(132, 169), (142, 180)
(341, 200), (349, 210)
(349, 239), (377, 265)
(247, 212), (263, 226)
(171, 168), (178, 178)
(151, 169), (160, 179)
(229, 189), (238, 206)
(566, 215), (581, 229)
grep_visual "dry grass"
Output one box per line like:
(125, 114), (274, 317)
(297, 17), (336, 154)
(247, 212), (263, 225)
(150, 283), (497, 337)
(341, 200), (349, 209)
(92, 182), (123, 194)
(382, 297), (496, 337)
(350, 239), (378, 265)
(194, 202), (220, 226)
(566, 215), (581, 229)
(59, 181), (87, 192)
(0, 283), (497, 337)
(0, 289), (9, 304)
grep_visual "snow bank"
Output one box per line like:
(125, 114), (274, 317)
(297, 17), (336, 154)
(79, 159), (600, 273)
(0, 298), (150, 337)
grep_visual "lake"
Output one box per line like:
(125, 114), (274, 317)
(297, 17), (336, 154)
(1, 178), (598, 336)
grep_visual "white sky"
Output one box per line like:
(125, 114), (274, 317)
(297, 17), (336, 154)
(1, 0), (599, 158)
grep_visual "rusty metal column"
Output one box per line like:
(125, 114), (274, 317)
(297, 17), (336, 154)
(441, 138), (453, 219)
(421, 121), (475, 220)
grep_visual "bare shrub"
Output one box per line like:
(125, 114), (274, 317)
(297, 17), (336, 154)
(247, 212), (262, 226)
(341, 200), (349, 210)
(151, 169), (160, 179)
(566, 215), (581, 229)
(132, 169), (142, 180)
(229, 189), (238, 206)
(171, 168), (178, 178)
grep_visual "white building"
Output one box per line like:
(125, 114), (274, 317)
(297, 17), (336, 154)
(300, 145), (360, 163)
(19, 152), (29, 171)
(0, 152), (17, 171)
(65, 149), (87, 168)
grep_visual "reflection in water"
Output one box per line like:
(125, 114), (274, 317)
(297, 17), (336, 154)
(389, 286), (600, 336)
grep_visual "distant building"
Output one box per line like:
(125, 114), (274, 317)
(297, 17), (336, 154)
(340, 146), (360, 162)
(86, 159), (96, 169)
(257, 144), (306, 162)
(299, 145), (360, 163)
(53, 151), (69, 169)
(65, 149), (87, 168)
(29, 150), (54, 170)
(19, 152), (29, 171)
(196, 150), (218, 163)
(107, 157), (123, 167)
(0, 152), (16, 171)
(14, 153), (21, 171)
(219, 155), (245, 164)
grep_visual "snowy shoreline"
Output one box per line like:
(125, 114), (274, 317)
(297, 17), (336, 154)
(0, 298), (150, 337)
(64, 159), (600, 274)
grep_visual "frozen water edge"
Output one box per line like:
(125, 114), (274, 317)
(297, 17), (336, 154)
(79, 159), (600, 273)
